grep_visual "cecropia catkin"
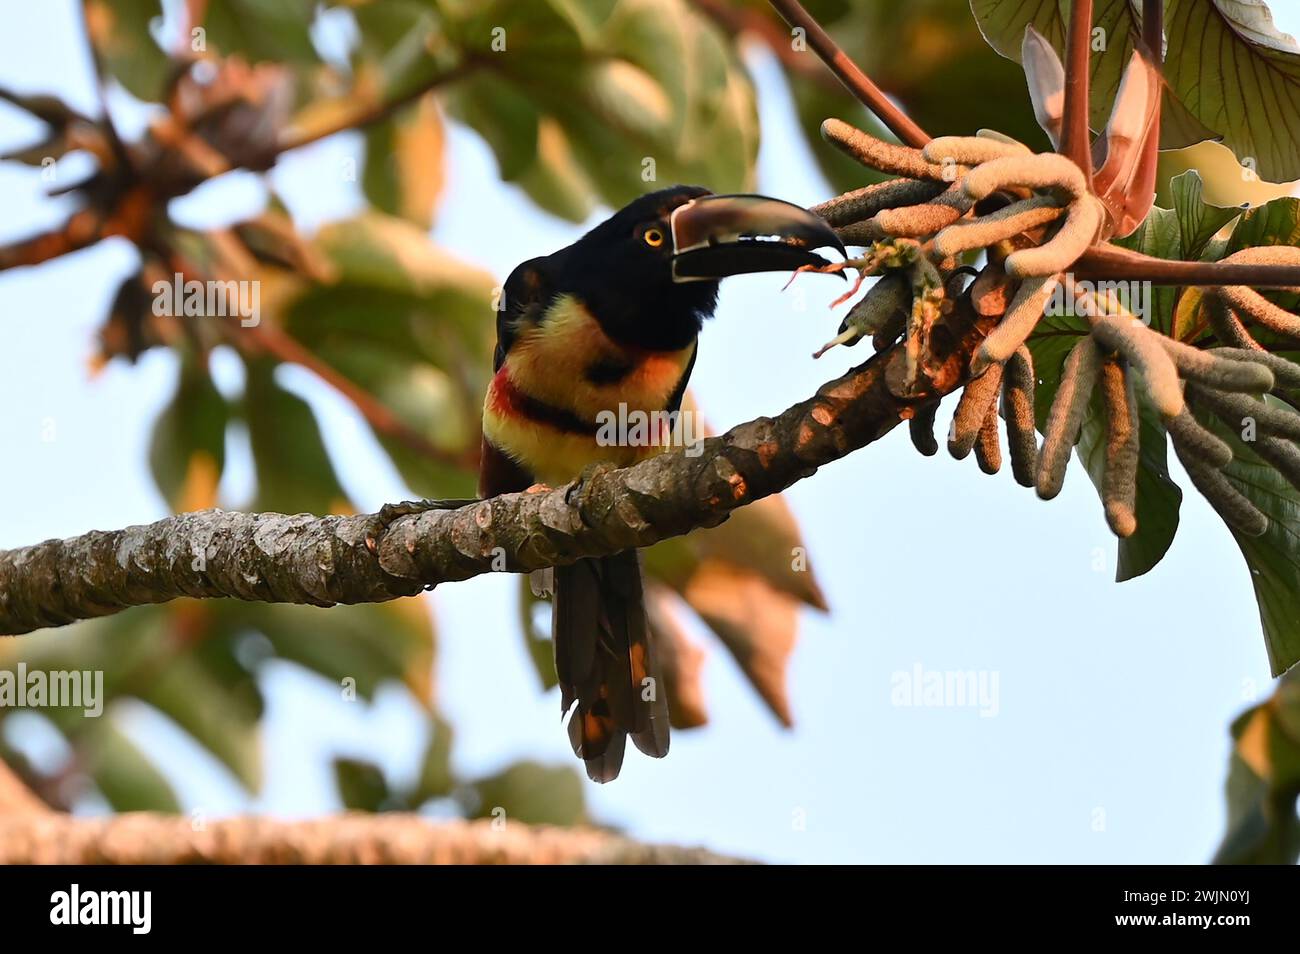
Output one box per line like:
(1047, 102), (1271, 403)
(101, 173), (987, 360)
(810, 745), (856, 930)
(1004, 196), (1103, 278)
(909, 403), (940, 457)
(1190, 386), (1300, 442)
(1165, 408), (1234, 469)
(1254, 436), (1300, 492)
(1215, 285), (1300, 339)
(932, 195), (1064, 259)
(1036, 335), (1103, 499)
(1209, 348), (1300, 390)
(1090, 315), (1185, 418)
(1158, 338), (1276, 392)
(1099, 359), (1140, 538)
(822, 119), (951, 181)
(811, 178), (945, 227)
(960, 153), (1088, 202)
(972, 274), (1060, 374)
(922, 135), (1031, 166)
(949, 363), (1006, 459)
(974, 405), (1003, 475)
(1173, 441), (1267, 537)
(1001, 346), (1039, 488)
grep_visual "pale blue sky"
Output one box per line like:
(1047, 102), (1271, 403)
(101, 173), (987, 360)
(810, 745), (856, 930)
(1, 0), (1297, 863)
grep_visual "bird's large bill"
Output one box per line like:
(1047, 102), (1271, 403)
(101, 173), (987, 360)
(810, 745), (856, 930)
(669, 193), (846, 282)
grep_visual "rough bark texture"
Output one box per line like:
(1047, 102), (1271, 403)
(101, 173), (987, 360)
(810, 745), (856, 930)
(0, 305), (986, 638)
(0, 814), (750, 865)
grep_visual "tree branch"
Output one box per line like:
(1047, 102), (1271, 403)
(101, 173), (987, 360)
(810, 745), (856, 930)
(0, 314), (986, 636)
(0, 211), (102, 273)
(0, 814), (749, 864)
(273, 62), (476, 156)
(767, 0), (931, 148)
(0, 760), (49, 815)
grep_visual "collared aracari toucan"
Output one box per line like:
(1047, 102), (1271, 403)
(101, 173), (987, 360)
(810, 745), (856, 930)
(481, 185), (843, 781)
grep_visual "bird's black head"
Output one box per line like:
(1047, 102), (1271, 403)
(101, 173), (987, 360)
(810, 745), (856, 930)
(555, 185), (844, 352)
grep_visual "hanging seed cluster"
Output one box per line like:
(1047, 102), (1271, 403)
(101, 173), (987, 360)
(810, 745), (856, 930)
(811, 119), (1300, 540)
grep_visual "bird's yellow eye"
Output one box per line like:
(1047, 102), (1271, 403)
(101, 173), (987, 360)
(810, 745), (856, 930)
(643, 227), (666, 248)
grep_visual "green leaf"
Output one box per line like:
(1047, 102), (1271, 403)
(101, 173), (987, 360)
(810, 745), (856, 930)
(462, 760), (587, 827)
(969, 0), (1218, 150)
(222, 598), (437, 707)
(442, 0), (758, 221)
(148, 356), (228, 512)
(334, 757), (391, 812)
(1112, 205), (1182, 336)
(76, 717), (182, 812)
(362, 94), (446, 229)
(86, 0), (170, 102)
(1170, 170), (1244, 262)
(241, 357), (351, 514)
(139, 627), (265, 790)
(282, 213), (496, 496)
(200, 0), (321, 64)
(352, 0), (446, 95)
(1226, 196), (1300, 253)
(412, 714), (456, 804)
(38, 604), (267, 792)
(1166, 0), (1300, 182)
(517, 577), (559, 691)
(442, 71), (540, 181)
(1205, 405), (1300, 676)
(1214, 671), (1300, 863)
(7, 604), (260, 777)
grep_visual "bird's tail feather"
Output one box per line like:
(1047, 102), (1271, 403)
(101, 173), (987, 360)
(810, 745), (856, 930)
(553, 551), (670, 783)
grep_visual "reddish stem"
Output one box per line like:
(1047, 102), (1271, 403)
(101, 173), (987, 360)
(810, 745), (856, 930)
(767, 0), (930, 148)
(1075, 245), (1300, 287)
(1059, 0), (1095, 184)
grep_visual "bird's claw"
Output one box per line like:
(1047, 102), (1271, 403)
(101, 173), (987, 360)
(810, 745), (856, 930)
(565, 463), (615, 506)
(375, 497), (480, 531)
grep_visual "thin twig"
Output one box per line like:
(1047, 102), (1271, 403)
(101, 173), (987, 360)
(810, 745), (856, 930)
(767, 0), (930, 148)
(275, 61), (476, 155)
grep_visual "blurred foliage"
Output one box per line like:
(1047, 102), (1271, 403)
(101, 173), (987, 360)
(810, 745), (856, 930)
(1215, 669), (1300, 863)
(0, 0), (827, 825)
(2, 0), (1299, 860)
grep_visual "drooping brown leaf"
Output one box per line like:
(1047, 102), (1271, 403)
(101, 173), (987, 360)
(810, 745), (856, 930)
(680, 559), (799, 727)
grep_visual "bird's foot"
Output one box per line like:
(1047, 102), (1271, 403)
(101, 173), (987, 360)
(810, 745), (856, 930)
(375, 497), (480, 531)
(565, 463), (615, 506)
